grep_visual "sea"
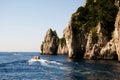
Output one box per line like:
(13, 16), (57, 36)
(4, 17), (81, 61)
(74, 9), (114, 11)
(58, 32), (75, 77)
(0, 52), (120, 80)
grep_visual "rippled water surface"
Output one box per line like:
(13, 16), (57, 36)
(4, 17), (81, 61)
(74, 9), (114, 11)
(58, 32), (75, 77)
(0, 52), (120, 80)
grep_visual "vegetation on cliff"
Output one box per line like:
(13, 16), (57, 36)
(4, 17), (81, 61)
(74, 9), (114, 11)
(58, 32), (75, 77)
(41, 0), (120, 60)
(59, 37), (66, 48)
(72, 0), (118, 40)
(63, 0), (120, 60)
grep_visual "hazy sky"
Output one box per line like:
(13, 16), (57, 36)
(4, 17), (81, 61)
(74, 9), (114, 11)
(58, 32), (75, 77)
(0, 0), (85, 52)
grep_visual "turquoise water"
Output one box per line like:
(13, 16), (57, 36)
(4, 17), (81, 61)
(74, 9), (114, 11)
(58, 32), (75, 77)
(0, 52), (120, 80)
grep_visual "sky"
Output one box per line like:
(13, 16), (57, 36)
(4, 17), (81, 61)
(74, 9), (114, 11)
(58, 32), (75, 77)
(0, 0), (86, 52)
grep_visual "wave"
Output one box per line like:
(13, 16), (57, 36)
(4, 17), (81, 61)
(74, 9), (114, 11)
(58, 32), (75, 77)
(28, 58), (39, 63)
(0, 60), (27, 67)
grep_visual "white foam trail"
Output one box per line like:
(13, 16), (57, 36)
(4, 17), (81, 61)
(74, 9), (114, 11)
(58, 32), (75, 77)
(28, 59), (49, 66)
(28, 58), (62, 64)
(48, 61), (62, 65)
(39, 59), (50, 67)
(28, 58), (68, 70)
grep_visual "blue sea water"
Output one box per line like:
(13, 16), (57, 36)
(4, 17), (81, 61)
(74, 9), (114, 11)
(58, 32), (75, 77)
(0, 52), (120, 80)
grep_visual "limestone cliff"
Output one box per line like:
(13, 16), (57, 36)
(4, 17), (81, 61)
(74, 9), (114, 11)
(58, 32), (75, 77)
(41, 28), (59, 55)
(97, 10), (120, 60)
(84, 0), (120, 60)
(41, 0), (120, 61)
(63, 19), (87, 58)
(63, 0), (120, 60)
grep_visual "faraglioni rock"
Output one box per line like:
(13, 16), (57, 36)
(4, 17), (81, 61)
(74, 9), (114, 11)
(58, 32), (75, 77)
(41, 28), (68, 55)
(41, 28), (59, 55)
(41, 0), (120, 61)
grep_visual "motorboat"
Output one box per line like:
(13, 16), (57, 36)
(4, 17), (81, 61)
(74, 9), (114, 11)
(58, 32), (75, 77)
(33, 56), (40, 60)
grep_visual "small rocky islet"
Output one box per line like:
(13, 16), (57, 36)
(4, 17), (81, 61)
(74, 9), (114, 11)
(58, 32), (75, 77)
(41, 0), (120, 61)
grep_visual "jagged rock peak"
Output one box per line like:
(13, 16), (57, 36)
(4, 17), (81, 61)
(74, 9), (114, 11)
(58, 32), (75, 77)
(45, 28), (57, 38)
(41, 28), (59, 55)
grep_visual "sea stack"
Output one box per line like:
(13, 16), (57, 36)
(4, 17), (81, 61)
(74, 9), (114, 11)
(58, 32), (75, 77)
(41, 28), (59, 55)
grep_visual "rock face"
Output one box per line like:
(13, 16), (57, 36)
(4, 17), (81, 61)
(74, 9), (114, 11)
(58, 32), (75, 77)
(100, 40), (117, 60)
(98, 10), (120, 60)
(41, 28), (59, 55)
(84, 22), (109, 59)
(63, 22), (74, 57)
(57, 38), (68, 55)
(63, 0), (120, 60)
(63, 19), (87, 58)
(114, 10), (120, 60)
(41, 28), (68, 55)
(41, 0), (120, 61)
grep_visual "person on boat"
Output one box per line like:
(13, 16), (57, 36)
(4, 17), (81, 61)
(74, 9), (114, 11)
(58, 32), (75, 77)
(33, 56), (40, 60)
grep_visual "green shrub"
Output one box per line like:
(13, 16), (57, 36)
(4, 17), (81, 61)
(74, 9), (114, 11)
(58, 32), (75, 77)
(71, 0), (118, 40)
(59, 38), (66, 48)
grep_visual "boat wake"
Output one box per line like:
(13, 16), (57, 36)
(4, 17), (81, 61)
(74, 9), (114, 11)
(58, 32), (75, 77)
(28, 58), (62, 66)
(27, 58), (69, 70)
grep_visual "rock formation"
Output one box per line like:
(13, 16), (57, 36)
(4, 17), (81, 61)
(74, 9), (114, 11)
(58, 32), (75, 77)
(41, 28), (68, 55)
(63, 0), (119, 60)
(63, 0), (120, 60)
(41, 28), (59, 55)
(63, 19), (87, 58)
(41, 0), (120, 61)
(97, 10), (120, 60)
(64, 0), (120, 59)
